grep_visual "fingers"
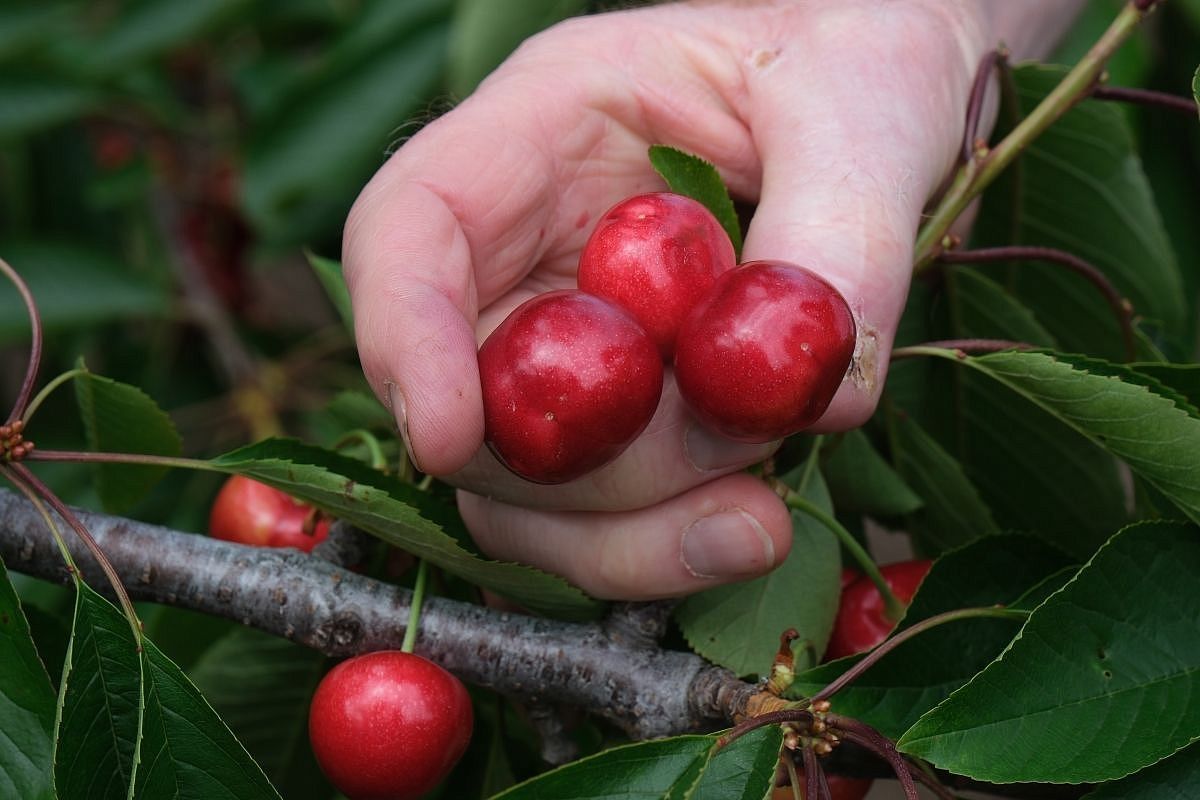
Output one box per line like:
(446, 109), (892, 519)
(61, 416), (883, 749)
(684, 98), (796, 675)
(447, 376), (779, 512)
(737, 4), (987, 430)
(342, 103), (559, 475)
(458, 472), (792, 600)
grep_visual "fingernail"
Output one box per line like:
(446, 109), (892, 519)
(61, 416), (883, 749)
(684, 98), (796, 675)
(387, 383), (422, 473)
(681, 510), (775, 579)
(684, 424), (779, 472)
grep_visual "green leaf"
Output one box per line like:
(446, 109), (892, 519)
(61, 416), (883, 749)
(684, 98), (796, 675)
(0, 557), (55, 800)
(974, 65), (1186, 358)
(54, 584), (142, 800)
(899, 521), (1200, 783)
(188, 627), (330, 797)
(822, 428), (921, 518)
(242, 22), (450, 245)
(948, 268), (1058, 347)
(490, 736), (715, 800)
(690, 725), (782, 800)
(955, 350), (1200, 525)
(887, 411), (1000, 555)
(676, 470), (839, 676)
(648, 145), (743, 256)
(1083, 741), (1200, 798)
(448, 0), (586, 96)
(74, 364), (182, 514)
(1052, 354), (1200, 418)
(135, 637), (282, 799)
(325, 390), (395, 432)
(1131, 361), (1200, 414)
(304, 252), (354, 334)
(0, 242), (168, 340)
(789, 535), (1072, 739)
(210, 438), (601, 619)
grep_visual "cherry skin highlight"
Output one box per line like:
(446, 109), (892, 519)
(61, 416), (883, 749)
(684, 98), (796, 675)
(208, 475), (330, 552)
(479, 290), (664, 484)
(577, 192), (736, 358)
(308, 651), (473, 800)
(673, 260), (856, 443)
(825, 559), (933, 660)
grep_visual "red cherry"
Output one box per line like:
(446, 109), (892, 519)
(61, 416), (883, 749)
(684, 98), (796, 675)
(772, 772), (873, 800)
(478, 290), (664, 484)
(577, 192), (736, 358)
(673, 260), (856, 443)
(208, 475), (331, 552)
(825, 559), (933, 660)
(309, 651), (473, 800)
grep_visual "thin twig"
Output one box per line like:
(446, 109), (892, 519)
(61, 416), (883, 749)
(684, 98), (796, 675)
(962, 48), (1009, 162)
(0, 257), (43, 425)
(891, 339), (1033, 360)
(1091, 85), (1200, 115)
(830, 717), (919, 800)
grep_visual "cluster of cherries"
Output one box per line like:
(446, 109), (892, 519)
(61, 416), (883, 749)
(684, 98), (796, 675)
(479, 192), (857, 484)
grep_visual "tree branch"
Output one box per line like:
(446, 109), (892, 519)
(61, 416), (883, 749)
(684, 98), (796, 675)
(0, 489), (753, 740)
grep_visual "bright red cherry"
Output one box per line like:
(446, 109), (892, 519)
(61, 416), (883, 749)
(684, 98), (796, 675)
(825, 560), (933, 660)
(309, 651), (473, 800)
(673, 260), (856, 443)
(577, 192), (736, 358)
(478, 290), (663, 484)
(209, 475), (330, 552)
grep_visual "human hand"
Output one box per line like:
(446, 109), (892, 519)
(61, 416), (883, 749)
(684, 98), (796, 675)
(343, 0), (1080, 600)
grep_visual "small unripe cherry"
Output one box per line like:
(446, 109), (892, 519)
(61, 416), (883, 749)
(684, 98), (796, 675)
(673, 260), (856, 443)
(577, 192), (735, 359)
(478, 290), (663, 484)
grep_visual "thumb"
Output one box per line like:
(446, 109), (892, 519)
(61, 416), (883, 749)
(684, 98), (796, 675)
(736, 6), (982, 430)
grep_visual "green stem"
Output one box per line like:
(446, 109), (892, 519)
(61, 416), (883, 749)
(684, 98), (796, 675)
(21, 367), (88, 425)
(333, 429), (388, 472)
(401, 559), (429, 654)
(784, 492), (905, 621)
(913, 1), (1153, 271)
(812, 606), (1028, 703)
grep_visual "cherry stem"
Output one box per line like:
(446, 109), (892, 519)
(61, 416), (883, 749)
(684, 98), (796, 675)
(0, 256), (43, 426)
(1091, 85), (1199, 115)
(401, 558), (429, 654)
(890, 339), (1034, 361)
(784, 492), (905, 621)
(828, 716), (919, 800)
(937, 245), (1136, 360)
(914, 0), (1155, 270)
(716, 708), (813, 751)
(909, 759), (959, 800)
(812, 606), (1028, 703)
(26, 449), (218, 472)
(20, 367), (88, 426)
(4, 462), (143, 642)
(801, 746), (831, 800)
(333, 429), (388, 472)
(1, 464), (77, 571)
(962, 47), (1009, 162)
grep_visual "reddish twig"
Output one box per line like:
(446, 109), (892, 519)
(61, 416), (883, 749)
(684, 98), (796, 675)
(829, 716), (919, 800)
(1091, 85), (1199, 116)
(962, 48), (1010, 162)
(715, 709), (813, 750)
(802, 746), (831, 800)
(0, 257), (43, 426)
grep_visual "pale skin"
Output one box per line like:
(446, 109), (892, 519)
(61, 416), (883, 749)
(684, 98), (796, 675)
(344, 0), (1083, 600)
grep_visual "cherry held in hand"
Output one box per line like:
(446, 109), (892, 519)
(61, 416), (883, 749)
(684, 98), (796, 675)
(674, 260), (856, 443)
(208, 475), (330, 552)
(479, 290), (664, 484)
(309, 650), (473, 800)
(825, 559), (933, 660)
(578, 192), (736, 358)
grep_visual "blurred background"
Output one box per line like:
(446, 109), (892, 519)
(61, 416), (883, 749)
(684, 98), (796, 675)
(0, 1), (1197, 797)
